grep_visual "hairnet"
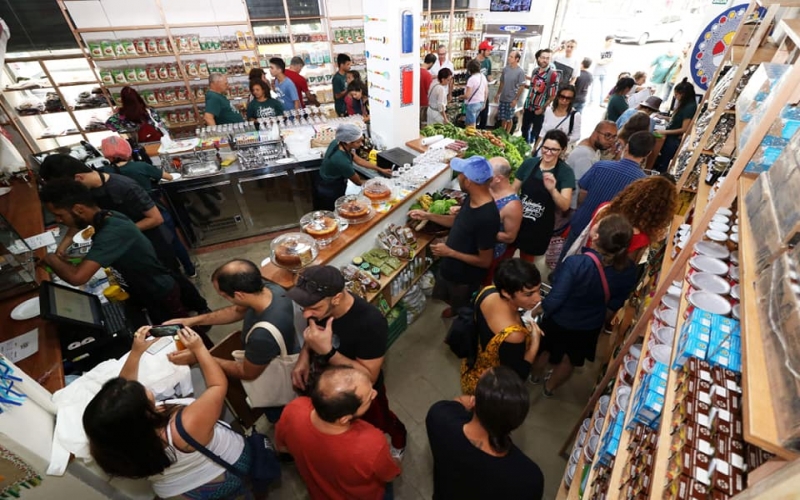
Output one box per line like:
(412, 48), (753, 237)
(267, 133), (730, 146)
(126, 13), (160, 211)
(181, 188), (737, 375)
(335, 123), (363, 143)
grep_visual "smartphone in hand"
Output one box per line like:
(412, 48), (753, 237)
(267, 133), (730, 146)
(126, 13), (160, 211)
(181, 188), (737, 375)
(148, 324), (183, 337)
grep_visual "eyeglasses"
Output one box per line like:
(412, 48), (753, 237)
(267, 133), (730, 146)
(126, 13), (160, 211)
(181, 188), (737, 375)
(566, 45), (576, 49)
(295, 274), (339, 295)
(600, 132), (618, 140)
(541, 146), (562, 155)
(558, 94), (574, 101)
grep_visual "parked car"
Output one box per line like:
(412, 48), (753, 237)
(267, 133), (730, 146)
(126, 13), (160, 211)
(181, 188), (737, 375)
(615, 12), (684, 45)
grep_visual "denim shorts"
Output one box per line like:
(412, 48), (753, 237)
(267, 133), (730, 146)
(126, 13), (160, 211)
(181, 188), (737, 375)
(498, 101), (515, 121)
(465, 102), (483, 126)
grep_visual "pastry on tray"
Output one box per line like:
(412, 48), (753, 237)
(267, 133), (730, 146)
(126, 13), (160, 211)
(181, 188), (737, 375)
(302, 212), (339, 240)
(337, 198), (371, 220)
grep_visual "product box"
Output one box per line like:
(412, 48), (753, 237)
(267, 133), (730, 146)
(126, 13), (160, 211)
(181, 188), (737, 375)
(671, 420), (715, 457)
(674, 332), (709, 370)
(664, 474), (710, 500)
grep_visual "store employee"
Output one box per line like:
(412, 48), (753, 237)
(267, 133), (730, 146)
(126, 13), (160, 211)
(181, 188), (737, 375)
(313, 123), (391, 211)
(39, 180), (187, 324)
(204, 73), (245, 126)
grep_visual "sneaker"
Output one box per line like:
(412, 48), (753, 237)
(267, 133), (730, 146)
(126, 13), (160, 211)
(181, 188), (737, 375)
(390, 445), (406, 462)
(542, 384), (554, 398)
(529, 374), (543, 385)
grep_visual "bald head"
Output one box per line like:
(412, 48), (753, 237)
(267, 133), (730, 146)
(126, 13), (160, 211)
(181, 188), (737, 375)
(311, 366), (373, 423)
(211, 259), (264, 297)
(489, 156), (512, 179)
(589, 120), (618, 151)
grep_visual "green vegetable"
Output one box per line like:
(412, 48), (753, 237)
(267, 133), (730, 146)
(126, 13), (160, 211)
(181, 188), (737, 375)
(410, 203), (422, 211)
(429, 199), (458, 215)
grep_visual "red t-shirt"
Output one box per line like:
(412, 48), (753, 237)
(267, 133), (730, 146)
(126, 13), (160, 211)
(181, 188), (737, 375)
(285, 70), (309, 108)
(586, 202), (651, 253)
(275, 397), (400, 500)
(420, 67), (433, 107)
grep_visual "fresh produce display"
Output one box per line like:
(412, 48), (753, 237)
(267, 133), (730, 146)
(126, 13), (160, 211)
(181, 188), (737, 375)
(445, 140), (468, 152)
(420, 124), (530, 173)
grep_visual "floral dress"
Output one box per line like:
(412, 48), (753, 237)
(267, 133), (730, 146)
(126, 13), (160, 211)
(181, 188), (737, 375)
(460, 321), (530, 395)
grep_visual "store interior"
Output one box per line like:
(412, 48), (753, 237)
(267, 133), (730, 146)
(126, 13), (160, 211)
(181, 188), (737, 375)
(1, 0), (800, 499)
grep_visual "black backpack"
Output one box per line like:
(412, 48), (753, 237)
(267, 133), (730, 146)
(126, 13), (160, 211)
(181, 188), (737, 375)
(445, 287), (496, 368)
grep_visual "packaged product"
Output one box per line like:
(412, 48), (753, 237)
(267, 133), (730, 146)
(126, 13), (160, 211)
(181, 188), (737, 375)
(198, 61), (209, 78)
(146, 38), (159, 54)
(122, 39), (137, 55)
(133, 39), (147, 54)
(194, 86), (206, 99)
(164, 87), (177, 102)
(136, 67), (148, 81)
(157, 37), (170, 53)
(167, 63), (179, 80)
(244, 31), (255, 49)
(124, 67), (138, 82)
(98, 69), (114, 85)
(111, 68), (127, 84)
(236, 31), (247, 50)
(211, 38), (221, 51)
(176, 87), (188, 101)
(87, 40), (103, 58)
(156, 64), (169, 80)
(190, 34), (201, 51)
(100, 40), (115, 58)
(113, 40), (126, 57)
(142, 90), (157, 106)
(185, 60), (199, 78)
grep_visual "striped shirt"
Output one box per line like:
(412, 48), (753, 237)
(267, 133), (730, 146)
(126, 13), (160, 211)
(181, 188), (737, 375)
(569, 158), (646, 237)
(524, 67), (559, 112)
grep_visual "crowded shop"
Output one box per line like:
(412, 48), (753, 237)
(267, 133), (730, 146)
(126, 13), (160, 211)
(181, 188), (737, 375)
(1, 0), (800, 499)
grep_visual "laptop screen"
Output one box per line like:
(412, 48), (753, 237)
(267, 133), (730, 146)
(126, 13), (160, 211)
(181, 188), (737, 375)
(52, 285), (96, 324)
(40, 281), (105, 329)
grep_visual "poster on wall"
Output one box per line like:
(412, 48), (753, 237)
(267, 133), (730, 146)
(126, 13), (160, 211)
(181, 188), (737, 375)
(690, 4), (766, 90)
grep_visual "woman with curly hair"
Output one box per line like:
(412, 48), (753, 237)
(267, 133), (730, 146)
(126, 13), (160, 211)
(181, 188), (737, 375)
(587, 174), (678, 261)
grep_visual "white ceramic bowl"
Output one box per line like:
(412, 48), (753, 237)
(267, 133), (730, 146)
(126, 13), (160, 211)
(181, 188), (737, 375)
(689, 255), (729, 276)
(705, 229), (728, 242)
(689, 272), (731, 295)
(689, 291), (732, 316)
(654, 326), (676, 346)
(694, 241), (730, 260)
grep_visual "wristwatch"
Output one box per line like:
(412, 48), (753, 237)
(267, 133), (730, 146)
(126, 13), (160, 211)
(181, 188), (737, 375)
(320, 346), (338, 362)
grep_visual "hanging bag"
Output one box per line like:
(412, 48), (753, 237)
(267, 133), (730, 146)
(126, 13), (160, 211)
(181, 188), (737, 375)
(584, 252), (610, 304)
(231, 321), (298, 408)
(445, 287), (495, 368)
(174, 409), (280, 492)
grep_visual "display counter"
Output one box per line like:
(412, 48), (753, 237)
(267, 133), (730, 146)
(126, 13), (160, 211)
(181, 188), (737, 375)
(0, 179), (64, 393)
(261, 157), (453, 307)
(161, 157), (322, 248)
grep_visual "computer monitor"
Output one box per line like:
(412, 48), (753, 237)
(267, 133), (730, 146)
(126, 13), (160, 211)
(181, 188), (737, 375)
(39, 281), (105, 331)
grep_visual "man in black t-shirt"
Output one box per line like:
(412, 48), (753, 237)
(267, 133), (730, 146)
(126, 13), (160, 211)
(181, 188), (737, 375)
(40, 181), (186, 324)
(167, 259), (297, 388)
(409, 156), (500, 317)
(573, 58), (594, 112)
(426, 366), (544, 500)
(289, 265), (408, 459)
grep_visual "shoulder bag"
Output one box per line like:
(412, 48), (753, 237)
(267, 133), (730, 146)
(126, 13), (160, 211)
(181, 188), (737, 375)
(445, 286), (496, 368)
(231, 321), (298, 408)
(584, 252), (610, 304)
(174, 408), (280, 492)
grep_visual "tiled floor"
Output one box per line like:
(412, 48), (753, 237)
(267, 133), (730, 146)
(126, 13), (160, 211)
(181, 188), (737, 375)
(194, 240), (606, 500)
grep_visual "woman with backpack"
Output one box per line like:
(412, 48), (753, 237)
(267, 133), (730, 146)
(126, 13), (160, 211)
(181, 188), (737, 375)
(460, 259), (543, 395)
(105, 86), (167, 143)
(537, 84), (581, 150)
(530, 214), (638, 397)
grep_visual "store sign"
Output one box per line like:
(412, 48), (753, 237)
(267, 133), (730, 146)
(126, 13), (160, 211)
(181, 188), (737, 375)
(500, 25), (527, 33)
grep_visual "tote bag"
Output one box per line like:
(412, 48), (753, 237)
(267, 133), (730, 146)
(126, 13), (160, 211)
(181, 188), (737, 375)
(232, 321), (298, 408)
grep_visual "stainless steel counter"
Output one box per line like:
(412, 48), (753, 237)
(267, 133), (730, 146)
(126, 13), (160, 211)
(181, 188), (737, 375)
(160, 157), (322, 247)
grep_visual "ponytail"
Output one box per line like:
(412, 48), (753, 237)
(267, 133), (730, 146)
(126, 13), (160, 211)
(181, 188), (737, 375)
(594, 214), (633, 271)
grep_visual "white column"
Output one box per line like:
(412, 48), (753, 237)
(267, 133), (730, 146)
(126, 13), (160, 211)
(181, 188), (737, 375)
(362, 0), (421, 149)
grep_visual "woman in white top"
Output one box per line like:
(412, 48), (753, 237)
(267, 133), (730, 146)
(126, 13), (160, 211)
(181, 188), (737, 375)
(537, 84), (581, 149)
(427, 68), (453, 125)
(83, 327), (250, 500)
(464, 59), (488, 128)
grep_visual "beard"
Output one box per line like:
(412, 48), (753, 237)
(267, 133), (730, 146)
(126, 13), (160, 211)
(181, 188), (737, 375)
(70, 210), (90, 230)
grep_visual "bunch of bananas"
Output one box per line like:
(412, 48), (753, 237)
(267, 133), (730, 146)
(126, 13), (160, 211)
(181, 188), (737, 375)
(419, 194), (434, 210)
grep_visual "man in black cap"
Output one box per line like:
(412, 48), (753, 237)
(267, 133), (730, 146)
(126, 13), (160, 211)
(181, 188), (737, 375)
(288, 265), (408, 460)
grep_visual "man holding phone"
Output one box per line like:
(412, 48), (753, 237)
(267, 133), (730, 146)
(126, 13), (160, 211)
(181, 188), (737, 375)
(288, 265), (407, 461)
(167, 259), (297, 389)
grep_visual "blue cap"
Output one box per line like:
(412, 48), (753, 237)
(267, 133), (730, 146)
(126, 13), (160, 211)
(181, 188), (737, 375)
(450, 156), (493, 184)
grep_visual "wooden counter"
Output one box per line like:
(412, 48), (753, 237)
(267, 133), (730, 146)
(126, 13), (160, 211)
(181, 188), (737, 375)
(0, 179), (64, 393)
(262, 160), (451, 289)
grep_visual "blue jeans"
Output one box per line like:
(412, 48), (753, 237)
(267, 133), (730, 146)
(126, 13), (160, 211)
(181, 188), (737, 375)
(465, 102), (483, 126)
(593, 74), (606, 103)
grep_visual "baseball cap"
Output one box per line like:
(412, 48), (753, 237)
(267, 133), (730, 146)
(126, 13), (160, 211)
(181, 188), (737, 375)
(639, 96), (663, 112)
(287, 265), (346, 307)
(450, 156), (493, 184)
(100, 135), (132, 161)
(478, 40), (494, 51)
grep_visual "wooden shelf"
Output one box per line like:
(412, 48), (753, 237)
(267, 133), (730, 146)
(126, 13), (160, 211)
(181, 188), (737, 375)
(737, 176), (800, 461)
(780, 18), (800, 48)
(3, 80), (99, 92)
(76, 21), (249, 33)
(731, 45), (778, 65)
(363, 233), (434, 305)
(93, 48), (253, 62)
(105, 78), (186, 88)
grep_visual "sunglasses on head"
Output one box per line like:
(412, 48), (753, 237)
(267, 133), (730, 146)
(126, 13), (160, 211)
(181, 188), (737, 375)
(296, 274), (339, 295)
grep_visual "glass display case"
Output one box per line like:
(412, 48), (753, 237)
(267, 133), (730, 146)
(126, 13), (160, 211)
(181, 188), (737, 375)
(0, 213), (38, 301)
